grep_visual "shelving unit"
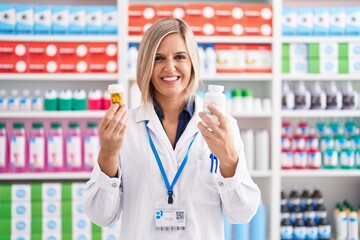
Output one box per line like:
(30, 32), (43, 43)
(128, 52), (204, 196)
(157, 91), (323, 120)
(1, 0), (360, 239)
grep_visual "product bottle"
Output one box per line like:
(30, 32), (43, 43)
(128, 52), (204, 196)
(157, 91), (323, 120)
(282, 82), (295, 110)
(0, 89), (8, 110)
(300, 187), (311, 210)
(198, 43), (206, 76)
(10, 122), (26, 172)
(59, 89), (73, 111)
(250, 200), (266, 240)
(241, 129), (254, 171)
(348, 206), (359, 240)
(305, 211), (318, 240)
(203, 85), (226, 126)
(289, 186), (300, 212)
(47, 122), (64, 171)
(308, 149), (321, 169)
(326, 81), (342, 110)
(280, 212), (293, 240)
(66, 122), (82, 170)
(205, 44), (217, 76)
(130, 82), (141, 109)
(73, 89), (87, 111)
(294, 81), (311, 109)
(0, 122), (7, 172)
(335, 128), (347, 151)
(44, 89), (58, 111)
(84, 122), (99, 170)
(319, 128), (335, 152)
(231, 88), (243, 115)
(339, 142), (355, 169)
(8, 89), (20, 111)
(108, 84), (125, 107)
(293, 212), (307, 240)
(255, 129), (269, 170)
(128, 43), (138, 76)
(312, 188), (324, 210)
(31, 89), (43, 111)
(310, 82), (326, 110)
(102, 90), (111, 110)
(334, 205), (348, 240)
(88, 89), (103, 110)
(29, 122), (45, 172)
(242, 89), (254, 113)
(342, 81), (359, 110)
(317, 212), (332, 240)
(19, 89), (32, 111)
(322, 148), (338, 169)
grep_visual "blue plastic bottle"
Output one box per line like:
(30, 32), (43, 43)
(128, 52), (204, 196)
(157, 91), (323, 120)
(233, 223), (249, 240)
(250, 200), (266, 240)
(223, 215), (232, 240)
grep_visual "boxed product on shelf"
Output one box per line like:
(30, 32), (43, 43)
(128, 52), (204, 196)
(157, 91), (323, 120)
(313, 8), (330, 36)
(69, 6), (86, 35)
(86, 6), (103, 35)
(128, 4), (156, 20)
(216, 44), (246, 73)
(156, 4), (185, 19)
(215, 18), (245, 36)
(214, 4), (244, 20)
(185, 3), (215, 20)
(329, 7), (346, 36)
(16, 4), (34, 34)
(0, 42), (27, 73)
(128, 17), (155, 36)
(27, 42), (58, 73)
(297, 8), (313, 36)
(345, 7), (360, 36)
(102, 6), (117, 35)
(245, 44), (272, 72)
(34, 5), (51, 35)
(243, 4), (272, 36)
(185, 18), (215, 36)
(0, 4), (15, 34)
(52, 5), (69, 35)
(282, 8), (297, 36)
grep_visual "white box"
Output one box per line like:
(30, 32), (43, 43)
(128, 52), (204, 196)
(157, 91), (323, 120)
(290, 43), (308, 58)
(34, 5), (51, 34)
(42, 183), (61, 200)
(52, 5), (69, 35)
(72, 216), (91, 233)
(16, 4), (34, 34)
(282, 8), (297, 36)
(297, 8), (313, 35)
(0, 4), (15, 34)
(43, 217), (61, 232)
(86, 6), (103, 35)
(320, 43), (338, 58)
(72, 182), (85, 200)
(329, 7), (346, 36)
(69, 6), (86, 35)
(102, 220), (121, 233)
(290, 58), (308, 74)
(12, 184), (31, 202)
(12, 202), (31, 218)
(320, 58), (338, 73)
(348, 43), (360, 58)
(43, 232), (61, 240)
(313, 8), (329, 35)
(72, 200), (85, 216)
(43, 201), (61, 217)
(11, 234), (30, 240)
(346, 7), (360, 36)
(12, 218), (30, 234)
(349, 58), (360, 73)
(103, 6), (117, 35)
(102, 232), (120, 240)
(73, 232), (91, 240)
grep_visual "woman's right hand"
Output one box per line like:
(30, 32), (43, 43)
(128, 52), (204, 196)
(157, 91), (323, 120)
(97, 103), (128, 177)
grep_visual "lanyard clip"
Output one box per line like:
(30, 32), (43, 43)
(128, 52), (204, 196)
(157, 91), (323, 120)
(210, 153), (218, 174)
(167, 190), (173, 204)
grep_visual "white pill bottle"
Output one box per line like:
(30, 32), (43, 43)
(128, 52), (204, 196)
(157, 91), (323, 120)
(203, 85), (226, 126)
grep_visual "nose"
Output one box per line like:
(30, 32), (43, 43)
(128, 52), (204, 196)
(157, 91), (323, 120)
(164, 59), (176, 72)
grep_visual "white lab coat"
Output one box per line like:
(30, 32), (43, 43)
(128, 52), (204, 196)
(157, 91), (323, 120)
(83, 95), (261, 240)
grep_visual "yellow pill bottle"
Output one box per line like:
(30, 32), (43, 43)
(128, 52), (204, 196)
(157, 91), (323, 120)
(108, 84), (124, 106)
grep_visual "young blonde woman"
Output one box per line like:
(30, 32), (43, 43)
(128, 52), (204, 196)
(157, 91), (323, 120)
(83, 18), (260, 239)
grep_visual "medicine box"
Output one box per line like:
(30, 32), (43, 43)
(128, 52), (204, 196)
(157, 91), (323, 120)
(185, 3), (216, 20)
(290, 58), (308, 74)
(12, 184), (31, 202)
(16, 4), (34, 34)
(34, 5), (51, 35)
(72, 182), (85, 200)
(282, 8), (297, 36)
(12, 218), (30, 234)
(348, 43), (360, 58)
(12, 202), (31, 218)
(69, 6), (86, 35)
(290, 43), (308, 58)
(185, 18), (215, 36)
(42, 183), (61, 200)
(0, 4), (15, 34)
(52, 5), (69, 35)
(86, 6), (103, 35)
(346, 7), (360, 36)
(215, 44), (246, 73)
(320, 58), (338, 74)
(297, 8), (313, 35)
(329, 7), (345, 36)
(43, 232), (61, 240)
(313, 8), (329, 35)
(349, 58), (360, 73)
(103, 6), (117, 35)
(43, 201), (61, 217)
(43, 216), (61, 232)
(72, 200), (85, 216)
(128, 4), (156, 20)
(245, 44), (272, 72)
(320, 43), (338, 58)
(215, 19), (245, 36)
(156, 5), (186, 19)
(73, 215), (91, 233)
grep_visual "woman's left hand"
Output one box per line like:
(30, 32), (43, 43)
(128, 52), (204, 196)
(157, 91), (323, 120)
(197, 105), (238, 178)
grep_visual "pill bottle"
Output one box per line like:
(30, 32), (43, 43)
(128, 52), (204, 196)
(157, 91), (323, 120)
(108, 84), (124, 107)
(203, 85), (226, 126)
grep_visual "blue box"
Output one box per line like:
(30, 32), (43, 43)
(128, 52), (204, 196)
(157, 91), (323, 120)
(329, 8), (346, 36)
(52, 5), (69, 35)
(16, 4), (34, 34)
(282, 8), (297, 36)
(0, 4), (16, 34)
(86, 6), (103, 35)
(34, 5), (51, 35)
(346, 7), (360, 36)
(296, 8), (313, 36)
(102, 6), (117, 35)
(69, 6), (85, 35)
(313, 8), (329, 36)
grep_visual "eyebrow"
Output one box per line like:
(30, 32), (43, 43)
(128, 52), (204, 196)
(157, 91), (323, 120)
(155, 51), (188, 55)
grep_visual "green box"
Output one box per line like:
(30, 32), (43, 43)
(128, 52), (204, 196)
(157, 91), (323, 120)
(62, 201), (72, 217)
(62, 182), (72, 201)
(31, 183), (42, 202)
(31, 201), (42, 217)
(0, 203), (11, 218)
(62, 217), (72, 234)
(309, 59), (320, 73)
(0, 184), (11, 203)
(339, 58), (349, 73)
(338, 43), (348, 58)
(31, 217), (42, 234)
(92, 223), (102, 236)
(308, 43), (320, 58)
(0, 219), (10, 235)
(92, 233), (102, 240)
(282, 44), (290, 58)
(282, 58), (290, 73)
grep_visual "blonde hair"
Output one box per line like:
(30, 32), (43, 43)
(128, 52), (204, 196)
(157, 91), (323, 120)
(136, 18), (200, 103)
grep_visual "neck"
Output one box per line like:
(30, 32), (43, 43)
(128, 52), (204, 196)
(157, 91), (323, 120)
(155, 95), (187, 121)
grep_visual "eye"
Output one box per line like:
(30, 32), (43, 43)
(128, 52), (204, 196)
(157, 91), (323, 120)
(154, 55), (164, 62)
(175, 54), (186, 60)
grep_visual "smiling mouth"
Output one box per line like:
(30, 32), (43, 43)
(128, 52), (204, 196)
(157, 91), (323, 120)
(161, 76), (180, 82)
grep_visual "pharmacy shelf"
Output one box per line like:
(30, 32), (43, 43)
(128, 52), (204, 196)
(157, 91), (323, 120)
(282, 36), (360, 43)
(0, 35), (117, 42)
(280, 170), (360, 177)
(129, 36), (273, 44)
(0, 172), (91, 181)
(232, 112), (272, 118)
(250, 170), (273, 178)
(1, 111), (106, 118)
(281, 110), (360, 118)
(282, 74), (360, 81)
(0, 74), (118, 81)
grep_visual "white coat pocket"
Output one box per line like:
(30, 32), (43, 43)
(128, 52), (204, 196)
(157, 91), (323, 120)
(191, 151), (220, 206)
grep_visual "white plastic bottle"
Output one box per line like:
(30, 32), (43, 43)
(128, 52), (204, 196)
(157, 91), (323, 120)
(8, 89), (20, 111)
(203, 85), (226, 126)
(326, 81), (342, 110)
(31, 89), (43, 111)
(198, 43), (206, 76)
(255, 129), (269, 170)
(282, 82), (295, 109)
(128, 43), (138, 76)
(294, 81), (311, 109)
(241, 129), (254, 171)
(205, 44), (217, 76)
(0, 90), (8, 110)
(310, 82), (326, 110)
(19, 89), (32, 111)
(342, 81), (359, 110)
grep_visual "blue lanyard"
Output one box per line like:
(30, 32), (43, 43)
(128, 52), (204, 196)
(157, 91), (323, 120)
(145, 121), (198, 204)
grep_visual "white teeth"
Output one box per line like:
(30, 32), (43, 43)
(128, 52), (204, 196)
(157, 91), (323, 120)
(161, 76), (178, 81)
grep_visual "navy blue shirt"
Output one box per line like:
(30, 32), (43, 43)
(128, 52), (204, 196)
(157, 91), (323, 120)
(153, 98), (195, 148)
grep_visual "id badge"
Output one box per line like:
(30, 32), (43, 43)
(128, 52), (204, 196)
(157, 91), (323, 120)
(154, 204), (186, 231)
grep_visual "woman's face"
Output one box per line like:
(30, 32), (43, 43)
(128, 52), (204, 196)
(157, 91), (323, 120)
(151, 33), (192, 101)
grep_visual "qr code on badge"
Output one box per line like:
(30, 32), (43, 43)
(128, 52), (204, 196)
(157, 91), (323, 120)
(176, 211), (185, 220)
